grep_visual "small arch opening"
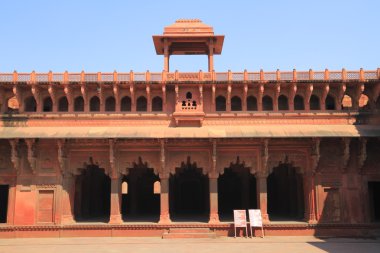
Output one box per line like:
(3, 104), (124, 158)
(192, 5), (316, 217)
(121, 96), (131, 111)
(231, 96), (242, 111)
(310, 95), (320, 110)
(325, 95), (336, 110)
(90, 96), (100, 112)
(136, 96), (147, 112)
(247, 96), (257, 111)
(58, 97), (68, 112)
(294, 95), (305, 110)
(152, 96), (163, 112)
(105, 97), (116, 112)
(43, 97), (53, 112)
(24, 96), (37, 112)
(74, 96), (84, 112)
(262, 95), (273, 111)
(216, 96), (226, 111)
(278, 95), (289, 111)
(186, 92), (192, 99)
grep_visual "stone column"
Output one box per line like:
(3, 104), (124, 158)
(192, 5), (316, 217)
(303, 172), (317, 223)
(61, 173), (75, 224)
(109, 176), (123, 224)
(158, 174), (171, 224)
(256, 174), (269, 223)
(208, 173), (220, 224)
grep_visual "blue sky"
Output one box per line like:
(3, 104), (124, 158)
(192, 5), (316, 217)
(0, 0), (378, 72)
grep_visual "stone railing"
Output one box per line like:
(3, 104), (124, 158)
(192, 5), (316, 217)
(0, 69), (379, 84)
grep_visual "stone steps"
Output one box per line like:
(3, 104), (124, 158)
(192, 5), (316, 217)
(162, 228), (217, 239)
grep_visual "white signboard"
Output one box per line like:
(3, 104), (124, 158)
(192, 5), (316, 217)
(248, 209), (264, 238)
(248, 209), (263, 227)
(233, 210), (247, 227)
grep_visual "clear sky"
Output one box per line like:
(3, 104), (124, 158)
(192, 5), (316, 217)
(0, 0), (378, 72)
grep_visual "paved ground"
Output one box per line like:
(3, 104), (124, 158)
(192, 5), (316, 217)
(0, 236), (379, 253)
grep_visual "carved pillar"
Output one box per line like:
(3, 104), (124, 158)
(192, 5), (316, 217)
(109, 176), (122, 224)
(306, 138), (320, 223)
(227, 84), (231, 112)
(305, 83), (313, 111)
(158, 139), (171, 224)
(109, 139), (122, 223)
(208, 39), (214, 72)
(257, 139), (269, 223)
(258, 84), (264, 111)
(208, 173), (220, 224)
(256, 173), (269, 223)
(159, 173), (171, 224)
(164, 39), (170, 72)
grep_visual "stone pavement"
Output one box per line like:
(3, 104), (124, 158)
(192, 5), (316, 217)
(0, 236), (379, 253)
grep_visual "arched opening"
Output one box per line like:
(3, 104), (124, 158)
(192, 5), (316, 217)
(294, 95), (305, 110)
(267, 164), (304, 221)
(58, 97), (68, 112)
(218, 162), (257, 221)
(121, 161), (160, 222)
(105, 97), (115, 112)
(186, 92), (192, 99)
(247, 96), (257, 111)
(278, 95), (289, 110)
(7, 96), (19, 113)
(170, 158), (209, 222)
(368, 182), (380, 221)
(74, 96), (84, 112)
(136, 96), (147, 112)
(310, 95), (320, 110)
(325, 95), (336, 110)
(341, 95), (353, 110)
(90, 96), (100, 112)
(120, 96), (132, 112)
(74, 165), (110, 222)
(0, 185), (9, 223)
(43, 97), (53, 112)
(152, 96), (163, 112)
(231, 96), (242, 111)
(24, 96), (37, 112)
(215, 96), (226, 111)
(262, 95), (273, 111)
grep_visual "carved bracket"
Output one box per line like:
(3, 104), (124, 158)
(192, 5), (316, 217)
(341, 138), (351, 172)
(109, 139), (118, 179)
(9, 139), (20, 174)
(57, 139), (68, 175)
(358, 138), (367, 173)
(311, 138), (320, 174)
(25, 139), (37, 174)
(260, 139), (269, 177)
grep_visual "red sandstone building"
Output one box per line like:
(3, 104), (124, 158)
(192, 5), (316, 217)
(0, 19), (379, 238)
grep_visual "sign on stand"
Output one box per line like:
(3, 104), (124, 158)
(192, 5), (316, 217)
(248, 209), (264, 238)
(233, 210), (248, 238)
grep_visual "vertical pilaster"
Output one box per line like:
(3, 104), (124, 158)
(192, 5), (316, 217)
(158, 174), (171, 224)
(109, 177), (123, 224)
(61, 173), (75, 224)
(303, 172), (317, 223)
(208, 174), (219, 224)
(164, 39), (169, 72)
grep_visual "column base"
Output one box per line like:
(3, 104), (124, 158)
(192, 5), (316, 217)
(109, 214), (123, 224)
(158, 214), (171, 224)
(61, 215), (75, 224)
(208, 213), (220, 224)
(306, 214), (317, 224)
(262, 213), (270, 224)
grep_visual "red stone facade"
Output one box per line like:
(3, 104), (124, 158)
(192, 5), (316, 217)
(0, 20), (380, 238)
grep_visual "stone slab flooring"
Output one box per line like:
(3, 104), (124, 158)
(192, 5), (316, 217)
(0, 236), (379, 253)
